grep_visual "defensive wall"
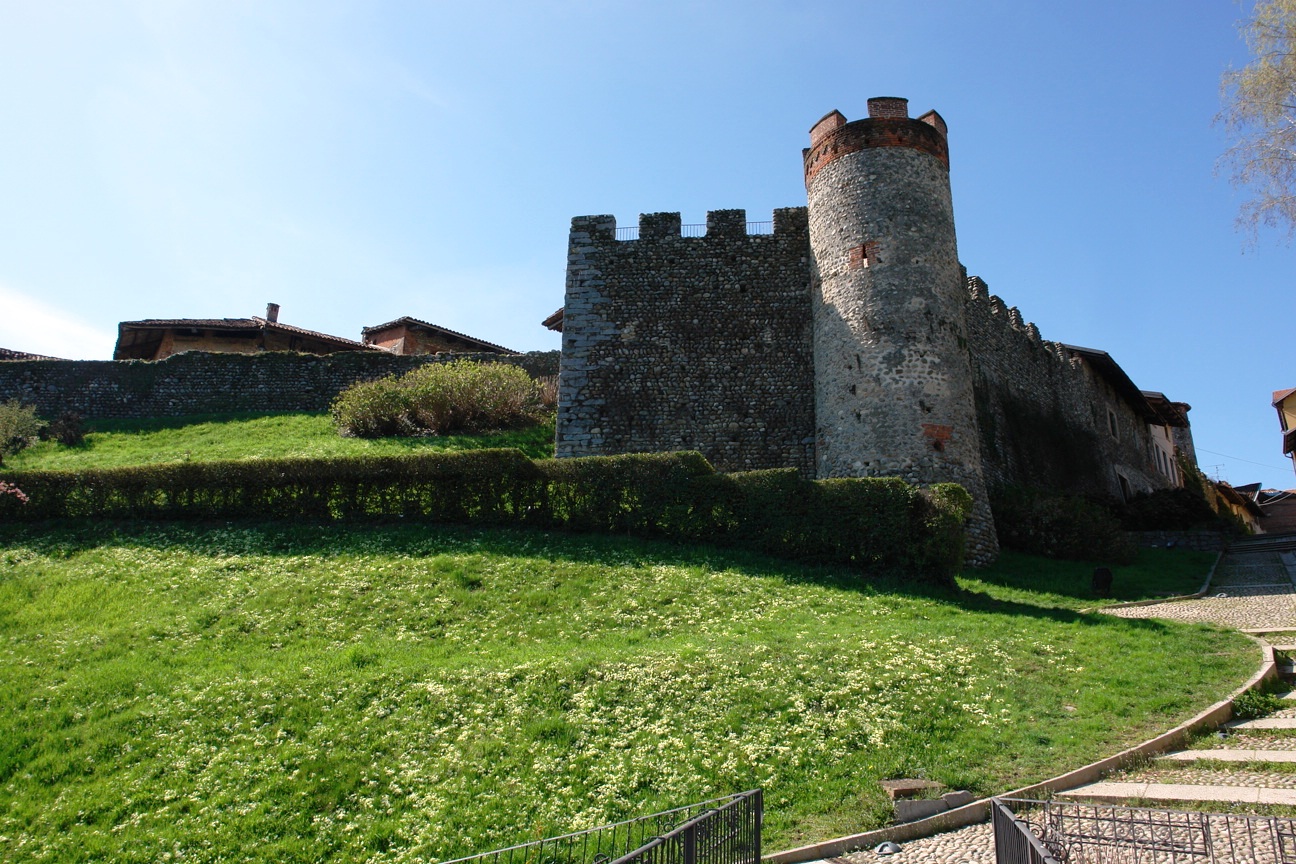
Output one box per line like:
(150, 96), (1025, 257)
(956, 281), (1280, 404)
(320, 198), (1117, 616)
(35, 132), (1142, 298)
(0, 350), (559, 420)
(556, 100), (1191, 567)
(558, 208), (816, 474)
(963, 277), (1171, 499)
(557, 220), (1179, 503)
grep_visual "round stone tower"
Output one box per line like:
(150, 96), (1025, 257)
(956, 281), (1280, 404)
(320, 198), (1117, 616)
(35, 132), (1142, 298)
(803, 97), (997, 563)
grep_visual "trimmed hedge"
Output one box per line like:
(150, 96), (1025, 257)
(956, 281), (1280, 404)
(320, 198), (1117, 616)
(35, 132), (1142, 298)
(0, 450), (971, 581)
(991, 485), (1137, 565)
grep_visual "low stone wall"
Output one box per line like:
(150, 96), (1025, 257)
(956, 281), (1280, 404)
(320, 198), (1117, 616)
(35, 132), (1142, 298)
(0, 350), (560, 420)
(1131, 530), (1228, 552)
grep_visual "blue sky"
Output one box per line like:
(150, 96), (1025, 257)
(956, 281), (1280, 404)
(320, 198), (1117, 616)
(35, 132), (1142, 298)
(2, 1), (1293, 489)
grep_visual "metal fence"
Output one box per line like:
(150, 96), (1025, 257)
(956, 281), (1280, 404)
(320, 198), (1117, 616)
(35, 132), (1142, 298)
(612, 223), (774, 241)
(994, 797), (1296, 864)
(439, 790), (762, 864)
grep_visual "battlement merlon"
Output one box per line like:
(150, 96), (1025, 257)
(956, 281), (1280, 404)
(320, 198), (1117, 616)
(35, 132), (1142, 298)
(802, 99), (950, 185)
(567, 208), (809, 243)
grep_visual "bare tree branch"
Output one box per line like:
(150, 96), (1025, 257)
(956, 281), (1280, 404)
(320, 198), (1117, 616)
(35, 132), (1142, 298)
(1219, 0), (1296, 241)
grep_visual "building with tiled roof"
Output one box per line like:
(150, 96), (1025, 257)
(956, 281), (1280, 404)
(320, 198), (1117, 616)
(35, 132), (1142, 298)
(360, 316), (515, 355)
(1276, 388), (1296, 478)
(0, 346), (61, 361)
(113, 304), (372, 360)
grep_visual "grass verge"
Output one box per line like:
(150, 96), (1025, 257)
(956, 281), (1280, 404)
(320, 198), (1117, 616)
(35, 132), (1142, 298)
(1, 412), (556, 470)
(0, 522), (1253, 863)
(958, 548), (1218, 611)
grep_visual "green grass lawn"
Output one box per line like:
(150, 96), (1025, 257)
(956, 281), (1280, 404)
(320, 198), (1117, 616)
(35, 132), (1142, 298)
(960, 548), (1218, 611)
(0, 521), (1254, 863)
(1, 412), (556, 471)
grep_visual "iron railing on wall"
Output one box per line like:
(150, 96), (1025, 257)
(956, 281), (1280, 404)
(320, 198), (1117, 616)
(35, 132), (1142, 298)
(613, 223), (774, 241)
(439, 790), (761, 864)
(994, 797), (1296, 864)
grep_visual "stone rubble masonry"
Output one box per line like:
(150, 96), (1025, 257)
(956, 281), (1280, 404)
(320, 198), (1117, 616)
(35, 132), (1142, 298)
(556, 208), (816, 475)
(806, 106), (997, 564)
(557, 99), (1193, 568)
(0, 350), (560, 420)
(965, 276), (1172, 500)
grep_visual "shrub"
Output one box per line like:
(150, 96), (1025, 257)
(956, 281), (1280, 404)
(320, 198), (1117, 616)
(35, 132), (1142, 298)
(1233, 687), (1284, 720)
(1118, 488), (1221, 532)
(0, 400), (43, 467)
(332, 361), (545, 439)
(39, 412), (86, 447)
(0, 480), (28, 506)
(991, 486), (1136, 565)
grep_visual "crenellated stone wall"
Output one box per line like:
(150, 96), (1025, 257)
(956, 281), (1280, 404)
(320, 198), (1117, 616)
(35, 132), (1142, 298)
(963, 276), (1171, 501)
(0, 350), (559, 419)
(557, 208), (816, 474)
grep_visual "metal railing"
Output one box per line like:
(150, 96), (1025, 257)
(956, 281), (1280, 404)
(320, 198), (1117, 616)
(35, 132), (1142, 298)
(613, 223), (774, 241)
(994, 798), (1296, 864)
(439, 790), (761, 864)
(993, 799), (1063, 864)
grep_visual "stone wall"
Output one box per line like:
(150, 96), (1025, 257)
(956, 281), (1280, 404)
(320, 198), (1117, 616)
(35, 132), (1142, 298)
(962, 277), (1173, 500)
(557, 208), (816, 474)
(0, 350), (559, 419)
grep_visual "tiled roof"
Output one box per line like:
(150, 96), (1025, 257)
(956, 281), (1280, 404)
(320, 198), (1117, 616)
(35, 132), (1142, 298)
(1274, 388), (1296, 406)
(542, 308), (564, 332)
(253, 318), (369, 348)
(361, 316), (515, 354)
(119, 317), (368, 349)
(119, 318), (262, 329)
(0, 346), (60, 361)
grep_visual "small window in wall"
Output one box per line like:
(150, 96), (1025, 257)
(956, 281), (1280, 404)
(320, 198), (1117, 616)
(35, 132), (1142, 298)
(1117, 473), (1132, 503)
(1107, 409), (1119, 439)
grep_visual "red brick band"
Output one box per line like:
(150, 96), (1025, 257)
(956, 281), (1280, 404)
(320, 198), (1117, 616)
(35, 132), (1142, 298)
(803, 118), (949, 185)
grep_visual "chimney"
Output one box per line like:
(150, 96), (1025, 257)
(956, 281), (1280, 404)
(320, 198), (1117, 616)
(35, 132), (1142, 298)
(266, 303), (280, 323)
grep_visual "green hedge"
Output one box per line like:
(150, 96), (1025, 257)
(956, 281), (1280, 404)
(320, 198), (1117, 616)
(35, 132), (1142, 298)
(0, 450), (970, 581)
(991, 485), (1136, 564)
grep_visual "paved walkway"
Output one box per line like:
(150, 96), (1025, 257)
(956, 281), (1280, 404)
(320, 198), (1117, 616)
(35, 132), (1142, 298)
(832, 537), (1296, 864)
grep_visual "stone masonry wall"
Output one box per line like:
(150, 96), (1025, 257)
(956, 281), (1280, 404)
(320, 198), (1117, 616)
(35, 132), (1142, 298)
(0, 350), (559, 420)
(963, 277), (1171, 500)
(557, 208), (816, 474)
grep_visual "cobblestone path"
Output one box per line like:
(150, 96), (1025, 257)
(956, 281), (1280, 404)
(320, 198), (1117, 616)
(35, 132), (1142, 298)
(833, 537), (1296, 864)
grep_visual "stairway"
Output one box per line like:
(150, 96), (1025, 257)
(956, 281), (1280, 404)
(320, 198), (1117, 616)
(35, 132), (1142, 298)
(1059, 643), (1296, 808)
(1059, 545), (1296, 809)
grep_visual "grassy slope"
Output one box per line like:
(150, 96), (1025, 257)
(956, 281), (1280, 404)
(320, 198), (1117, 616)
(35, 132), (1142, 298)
(0, 522), (1253, 864)
(960, 547), (1218, 611)
(2, 412), (556, 470)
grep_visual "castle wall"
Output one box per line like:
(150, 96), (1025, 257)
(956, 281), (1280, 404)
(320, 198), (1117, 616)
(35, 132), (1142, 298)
(962, 278), (1174, 500)
(557, 208), (816, 473)
(0, 350), (559, 420)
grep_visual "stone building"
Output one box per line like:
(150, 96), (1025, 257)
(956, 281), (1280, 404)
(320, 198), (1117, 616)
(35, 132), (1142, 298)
(554, 98), (1197, 565)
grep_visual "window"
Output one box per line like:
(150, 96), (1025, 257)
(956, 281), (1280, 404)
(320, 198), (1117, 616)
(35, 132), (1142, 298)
(1107, 409), (1119, 439)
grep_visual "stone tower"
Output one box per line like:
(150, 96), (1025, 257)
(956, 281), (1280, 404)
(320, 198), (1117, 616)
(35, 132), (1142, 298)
(803, 97), (997, 563)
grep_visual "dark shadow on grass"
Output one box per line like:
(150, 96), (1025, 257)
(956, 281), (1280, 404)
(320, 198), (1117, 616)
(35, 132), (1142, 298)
(0, 518), (1195, 637)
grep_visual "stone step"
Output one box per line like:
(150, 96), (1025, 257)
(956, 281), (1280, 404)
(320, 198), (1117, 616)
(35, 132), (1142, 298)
(1243, 627), (1296, 634)
(1225, 717), (1296, 730)
(1158, 749), (1296, 763)
(1058, 782), (1296, 806)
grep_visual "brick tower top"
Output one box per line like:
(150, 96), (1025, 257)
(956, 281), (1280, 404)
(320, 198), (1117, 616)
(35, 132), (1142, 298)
(802, 98), (949, 184)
